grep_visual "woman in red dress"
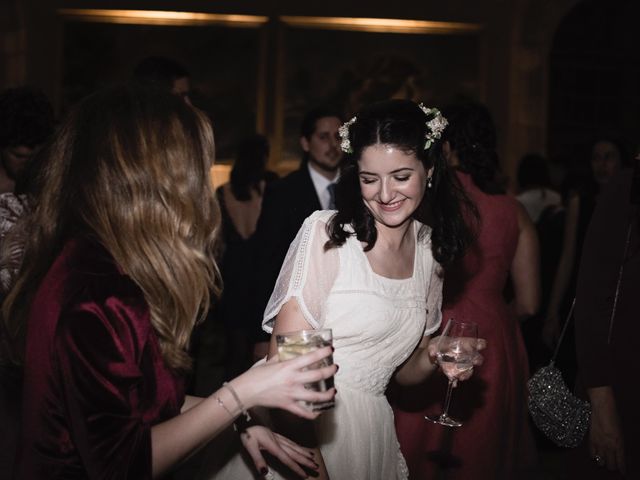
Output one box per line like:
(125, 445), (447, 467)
(392, 102), (540, 479)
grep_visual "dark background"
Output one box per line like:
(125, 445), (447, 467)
(2, 0), (639, 186)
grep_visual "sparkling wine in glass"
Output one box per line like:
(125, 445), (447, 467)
(425, 319), (478, 427)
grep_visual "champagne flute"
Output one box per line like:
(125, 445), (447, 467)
(425, 319), (478, 427)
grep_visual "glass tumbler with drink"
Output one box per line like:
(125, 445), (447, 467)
(425, 319), (479, 427)
(276, 328), (335, 411)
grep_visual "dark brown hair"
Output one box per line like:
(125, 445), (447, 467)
(326, 99), (476, 266)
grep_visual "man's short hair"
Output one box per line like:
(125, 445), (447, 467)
(132, 56), (190, 91)
(0, 87), (54, 148)
(300, 106), (343, 140)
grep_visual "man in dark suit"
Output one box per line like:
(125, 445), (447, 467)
(251, 107), (343, 358)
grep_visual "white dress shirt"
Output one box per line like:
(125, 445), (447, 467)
(307, 163), (339, 210)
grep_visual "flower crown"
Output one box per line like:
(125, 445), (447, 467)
(338, 116), (357, 153)
(338, 103), (448, 154)
(418, 104), (448, 150)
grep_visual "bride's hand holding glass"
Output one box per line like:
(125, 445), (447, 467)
(427, 330), (486, 382)
(425, 319), (485, 427)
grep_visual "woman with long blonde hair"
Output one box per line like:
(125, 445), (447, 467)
(1, 85), (335, 479)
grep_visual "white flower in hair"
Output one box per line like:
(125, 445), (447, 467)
(339, 116), (357, 153)
(418, 103), (448, 150)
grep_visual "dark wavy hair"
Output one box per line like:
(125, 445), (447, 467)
(230, 134), (270, 201)
(132, 56), (190, 91)
(299, 106), (343, 163)
(325, 99), (476, 266)
(0, 87), (54, 148)
(589, 131), (632, 168)
(441, 102), (504, 195)
(517, 153), (552, 191)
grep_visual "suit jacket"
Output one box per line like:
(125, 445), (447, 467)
(250, 163), (322, 341)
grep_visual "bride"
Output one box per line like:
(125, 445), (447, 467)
(199, 99), (484, 479)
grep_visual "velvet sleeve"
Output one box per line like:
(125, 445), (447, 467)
(53, 297), (153, 480)
(574, 170), (632, 388)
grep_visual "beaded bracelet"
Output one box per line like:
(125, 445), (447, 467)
(222, 382), (252, 423)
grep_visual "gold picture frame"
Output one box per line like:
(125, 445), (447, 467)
(57, 8), (269, 166)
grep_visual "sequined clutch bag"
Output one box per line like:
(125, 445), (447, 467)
(527, 362), (591, 448)
(527, 298), (591, 448)
(528, 222), (630, 448)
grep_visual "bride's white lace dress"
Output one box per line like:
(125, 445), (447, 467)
(198, 210), (442, 480)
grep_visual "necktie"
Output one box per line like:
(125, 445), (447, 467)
(327, 183), (336, 210)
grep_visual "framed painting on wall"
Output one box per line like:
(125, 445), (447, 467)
(273, 16), (485, 168)
(58, 9), (268, 163)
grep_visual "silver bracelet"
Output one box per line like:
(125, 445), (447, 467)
(223, 382), (252, 422)
(214, 395), (236, 420)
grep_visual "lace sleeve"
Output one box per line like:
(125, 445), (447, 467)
(424, 257), (443, 336)
(262, 211), (339, 333)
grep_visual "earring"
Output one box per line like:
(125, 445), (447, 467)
(427, 177), (433, 189)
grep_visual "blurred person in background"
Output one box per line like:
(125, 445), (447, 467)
(192, 134), (278, 395)
(0, 87), (54, 296)
(516, 153), (562, 224)
(250, 107), (343, 361)
(569, 152), (640, 479)
(0, 87), (54, 195)
(542, 133), (630, 386)
(515, 153), (564, 374)
(0, 85), (54, 480)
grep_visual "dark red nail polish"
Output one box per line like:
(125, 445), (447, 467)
(260, 467), (268, 475)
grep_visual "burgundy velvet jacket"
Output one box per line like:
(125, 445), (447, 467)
(17, 238), (184, 479)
